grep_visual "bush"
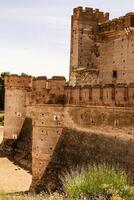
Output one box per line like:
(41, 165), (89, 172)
(63, 164), (134, 199)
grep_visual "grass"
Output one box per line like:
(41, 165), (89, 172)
(63, 164), (134, 200)
(0, 165), (133, 200)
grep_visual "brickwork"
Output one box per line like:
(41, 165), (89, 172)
(4, 75), (32, 140)
(70, 7), (134, 86)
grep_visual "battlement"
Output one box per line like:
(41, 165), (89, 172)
(99, 13), (134, 34)
(4, 74), (32, 89)
(32, 76), (66, 90)
(65, 83), (134, 107)
(73, 7), (109, 23)
(26, 76), (66, 105)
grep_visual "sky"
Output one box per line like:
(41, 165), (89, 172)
(0, 0), (134, 79)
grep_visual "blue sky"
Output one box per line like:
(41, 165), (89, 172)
(0, 0), (134, 79)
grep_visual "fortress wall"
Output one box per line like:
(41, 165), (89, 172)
(65, 106), (134, 134)
(31, 104), (134, 192)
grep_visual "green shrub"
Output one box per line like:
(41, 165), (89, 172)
(63, 164), (134, 199)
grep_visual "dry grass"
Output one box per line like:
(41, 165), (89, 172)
(0, 193), (68, 200)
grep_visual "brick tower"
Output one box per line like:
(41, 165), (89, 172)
(69, 7), (109, 86)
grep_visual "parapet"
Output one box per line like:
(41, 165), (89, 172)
(73, 7), (109, 23)
(33, 76), (47, 80)
(4, 74), (32, 89)
(99, 12), (134, 34)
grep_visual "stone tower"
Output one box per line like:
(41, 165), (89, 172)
(69, 7), (109, 86)
(4, 75), (32, 140)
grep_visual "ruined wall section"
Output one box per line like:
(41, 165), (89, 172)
(69, 7), (109, 86)
(4, 75), (32, 140)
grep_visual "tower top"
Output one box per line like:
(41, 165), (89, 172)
(73, 7), (109, 23)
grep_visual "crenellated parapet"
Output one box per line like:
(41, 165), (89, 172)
(73, 7), (109, 23)
(99, 13), (134, 35)
(27, 76), (66, 105)
(4, 74), (32, 89)
(65, 83), (134, 107)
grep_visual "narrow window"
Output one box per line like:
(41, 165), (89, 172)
(113, 70), (117, 78)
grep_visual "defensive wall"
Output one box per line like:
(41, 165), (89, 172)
(29, 104), (134, 191)
(1, 74), (134, 191)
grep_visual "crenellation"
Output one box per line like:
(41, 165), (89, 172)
(73, 7), (109, 23)
(5, 74), (32, 89)
(63, 84), (134, 107)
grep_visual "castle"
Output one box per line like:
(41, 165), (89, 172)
(1, 7), (134, 192)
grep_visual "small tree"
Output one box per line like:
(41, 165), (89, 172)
(0, 72), (10, 111)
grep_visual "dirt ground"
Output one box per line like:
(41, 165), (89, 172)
(0, 127), (32, 193)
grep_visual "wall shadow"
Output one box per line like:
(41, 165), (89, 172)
(0, 117), (32, 172)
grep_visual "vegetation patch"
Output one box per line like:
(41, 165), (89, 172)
(63, 164), (134, 200)
(0, 165), (134, 200)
